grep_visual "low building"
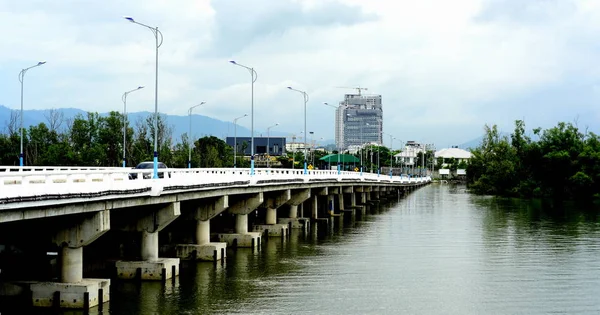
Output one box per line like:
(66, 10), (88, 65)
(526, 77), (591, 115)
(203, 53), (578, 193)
(434, 147), (472, 178)
(434, 147), (472, 165)
(393, 141), (425, 167)
(225, 137), (286, 156)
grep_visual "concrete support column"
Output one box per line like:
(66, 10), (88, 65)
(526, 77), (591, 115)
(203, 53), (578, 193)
(266, 208), (277, 225)
(279, 189), (310, 232)
(196, 220), (210, 245)
(235, 214), (248, 234)
(141, 230), (159, 261)
(177, 197), (228, 261)
(351, 193), (356, 207)
(116, 203), (180, 280)
(289, 205), (298, 218)
(311, 196), (319, 219)
(361, 192), (367, 204)
(327, 195), (335, 215)
(61, 246), (83, 283)
(31, 210), (111, 309)
(338, 194), (345, 211)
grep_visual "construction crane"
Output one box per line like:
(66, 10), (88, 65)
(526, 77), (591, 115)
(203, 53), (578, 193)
(336, 86), (369, 96)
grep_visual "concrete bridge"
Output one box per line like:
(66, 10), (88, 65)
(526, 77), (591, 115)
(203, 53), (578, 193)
(0, 166), (430, 310)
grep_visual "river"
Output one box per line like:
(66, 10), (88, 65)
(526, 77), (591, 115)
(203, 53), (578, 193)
(17, 184), (600, 314)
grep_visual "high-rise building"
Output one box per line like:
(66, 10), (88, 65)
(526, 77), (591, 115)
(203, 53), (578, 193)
(335, 93), (383, 150)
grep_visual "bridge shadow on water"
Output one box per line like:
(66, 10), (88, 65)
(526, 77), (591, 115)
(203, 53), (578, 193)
(0, 187), (420, 315)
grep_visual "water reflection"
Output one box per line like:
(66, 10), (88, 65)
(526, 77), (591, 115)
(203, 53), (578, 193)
(8, 185), (600, 314)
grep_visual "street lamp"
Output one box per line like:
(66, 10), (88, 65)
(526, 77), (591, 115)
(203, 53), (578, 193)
(122, 86), (144, 167)
(233, 114), (248, 168)
(383, 132), (395, 178)
(377, 143), (380, 176)
(124, 16), (163, 179)
(359, 122), (369, 175)
(188, 102), (206, 168)
(309, 131), (314, 168)
(229, 60), (257, 175)
(323, 102), (341, 174)
(266, 123), (279, 168)
(18, 61), (46, 167)
(287, 87), (309, 174)
(316, 137), (323, 167)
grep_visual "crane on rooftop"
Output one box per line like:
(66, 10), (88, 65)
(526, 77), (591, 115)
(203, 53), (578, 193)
(336, 86), (369, 96)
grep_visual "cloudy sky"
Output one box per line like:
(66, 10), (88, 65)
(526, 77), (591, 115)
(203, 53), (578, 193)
(1, 0), (600, 148)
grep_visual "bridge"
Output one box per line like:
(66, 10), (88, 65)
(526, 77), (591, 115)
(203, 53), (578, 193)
(0, 166), (430, 310)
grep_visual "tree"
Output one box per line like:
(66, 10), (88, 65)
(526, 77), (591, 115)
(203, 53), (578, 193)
(196, 136), (233, 168)
(44, 108), (64, 133)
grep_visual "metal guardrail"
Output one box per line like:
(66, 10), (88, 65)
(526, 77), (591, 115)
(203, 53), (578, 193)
(0, 166), (431, 203)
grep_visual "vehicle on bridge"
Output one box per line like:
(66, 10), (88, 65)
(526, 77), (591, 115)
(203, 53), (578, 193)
(129, 161), (169, 179)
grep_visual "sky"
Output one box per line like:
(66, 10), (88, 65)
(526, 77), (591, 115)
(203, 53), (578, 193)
(1, 0), (600, 148)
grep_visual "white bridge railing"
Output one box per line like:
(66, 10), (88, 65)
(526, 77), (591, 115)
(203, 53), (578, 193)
(0, 166), (431, 203)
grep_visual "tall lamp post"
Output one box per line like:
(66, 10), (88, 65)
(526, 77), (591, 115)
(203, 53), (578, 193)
(287, 87), (309, 174)
(324, 102), (345, 174)
(124, 16), (163, 179)
(233, 114), (248, 168)
(18, 61), (46, 167)
(309, 131), (314, 168)
(188, 102), (206, 168)
(383, 132), (395, 178)
(266, 123), (279, 168)
(122, 86), (144, 167)
(360, 122), (369, 175)
(377, 143), (380, 177)
(229, 60), (257, 175)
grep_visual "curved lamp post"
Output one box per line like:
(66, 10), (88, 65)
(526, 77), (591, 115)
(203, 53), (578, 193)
(287, 87), (309, 174)
(188, 102), (206, 168)
(383, 132), (395, 178)
(122, 86), (144, 167)
(324, 102), (342, 174)
(124, 16), (163, 179)
(19, 61), (46, 167)
(233, 114), (248, 168)
(266, 122), (279, 168)
(229, 60), (257, 175)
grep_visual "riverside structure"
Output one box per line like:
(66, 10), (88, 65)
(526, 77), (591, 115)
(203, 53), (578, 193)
(0, 166), (429, 310)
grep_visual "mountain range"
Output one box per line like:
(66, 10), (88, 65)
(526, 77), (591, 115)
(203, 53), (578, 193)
(0, 105), (485, 149)
(0, 105), (299, 143)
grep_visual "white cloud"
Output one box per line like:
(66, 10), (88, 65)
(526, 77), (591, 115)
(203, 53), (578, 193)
(1, 0), (600, 146)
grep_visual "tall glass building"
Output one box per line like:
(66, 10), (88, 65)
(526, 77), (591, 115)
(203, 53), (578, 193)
(335, 94), (383, 150)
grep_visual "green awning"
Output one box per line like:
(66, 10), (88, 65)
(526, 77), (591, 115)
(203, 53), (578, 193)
(319, 154), (359, 163)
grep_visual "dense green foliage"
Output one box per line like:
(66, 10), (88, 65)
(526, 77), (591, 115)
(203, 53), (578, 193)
(1, 110), (406, 171)
(467, 120), (600, 201)
(0, 110), (201, 168)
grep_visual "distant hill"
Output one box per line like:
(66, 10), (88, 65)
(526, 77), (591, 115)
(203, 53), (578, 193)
(0, 105), (264, 141)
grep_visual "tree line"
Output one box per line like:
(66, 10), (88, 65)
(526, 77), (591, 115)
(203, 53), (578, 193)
(0, 110), (202, 168)
(467, 120), (600, 201)
(0, 110), (402, 171)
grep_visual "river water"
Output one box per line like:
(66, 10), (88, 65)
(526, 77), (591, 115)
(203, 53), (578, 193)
(19, 184), (600, 314)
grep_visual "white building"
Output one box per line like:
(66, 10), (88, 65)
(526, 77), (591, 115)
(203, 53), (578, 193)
(435, 147), (472, 176)
(434, 147), (472, 165)
(393, 141), (426, 166)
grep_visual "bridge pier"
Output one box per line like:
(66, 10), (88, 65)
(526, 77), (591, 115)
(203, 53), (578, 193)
(254, 190), (291, 237)
(31, 210), (111, 309)
(177, 196), (228, 261)
(279, 189), (310, 233)
(372, 186), (381, 200)
(116, 202), (180, 281)
(219, 193), (262, 248)
(308, 188), (330, 231)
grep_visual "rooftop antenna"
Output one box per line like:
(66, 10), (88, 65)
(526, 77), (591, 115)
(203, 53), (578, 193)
(336, 86), (369, 96)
